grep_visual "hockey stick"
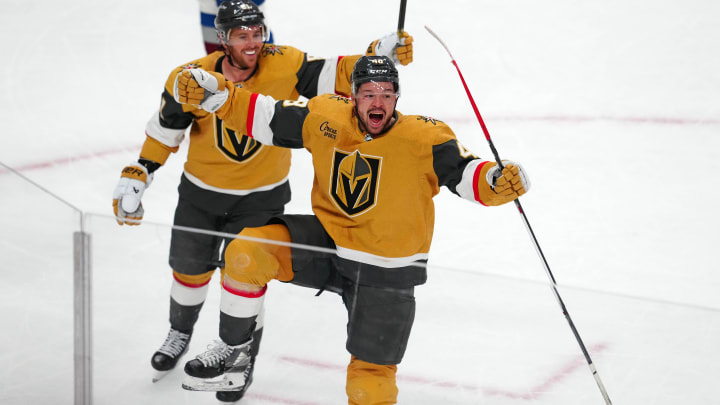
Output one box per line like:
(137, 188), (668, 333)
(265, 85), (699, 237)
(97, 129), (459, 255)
(424, 25), (613, 405)
(397, 0), (408, 35)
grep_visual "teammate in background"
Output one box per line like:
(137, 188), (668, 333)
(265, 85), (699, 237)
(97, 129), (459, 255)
(111, 0), (414, 401)
(171, 55), (529, 404)
(199, 0), (274, 54)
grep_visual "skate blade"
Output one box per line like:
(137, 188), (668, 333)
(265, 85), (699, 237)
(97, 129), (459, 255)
(182, 373), (247, 392)
(152, 370), (170, 383)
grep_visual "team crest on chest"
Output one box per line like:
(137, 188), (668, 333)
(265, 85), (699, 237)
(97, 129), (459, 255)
(330, 149), (382, 217)
(215, 116), (262, 163)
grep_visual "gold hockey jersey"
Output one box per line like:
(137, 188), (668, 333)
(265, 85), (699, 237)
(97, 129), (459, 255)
(215, 90), (490, 268)
(141, 45), (360, 194)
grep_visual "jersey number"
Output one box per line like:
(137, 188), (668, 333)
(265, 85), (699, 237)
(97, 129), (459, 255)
(281, 99), (308, 108)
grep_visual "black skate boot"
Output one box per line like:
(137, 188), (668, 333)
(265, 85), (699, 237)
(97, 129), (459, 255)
(214, 326), (262, 402)
(151, 328), (192, 382)
(215, 360), (254, 403)
(182, 339), (253, 392)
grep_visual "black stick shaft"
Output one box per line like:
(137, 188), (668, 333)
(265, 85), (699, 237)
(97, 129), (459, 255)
(424, 25), (612, 405)
(397, 0), (407, 32)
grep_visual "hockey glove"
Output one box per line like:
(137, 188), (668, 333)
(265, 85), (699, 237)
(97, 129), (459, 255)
(173, 68), (229, 113)
(476, 160), (530, 206)
(366, 31), (414, 66)
(112, 162), (153, 225)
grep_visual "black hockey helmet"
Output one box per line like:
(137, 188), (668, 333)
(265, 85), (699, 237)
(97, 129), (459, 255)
(215, 0), (266, 43)
(351, 56), (400, 96)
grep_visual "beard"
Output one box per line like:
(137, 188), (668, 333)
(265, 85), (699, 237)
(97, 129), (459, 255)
(227, 47), (258, 70)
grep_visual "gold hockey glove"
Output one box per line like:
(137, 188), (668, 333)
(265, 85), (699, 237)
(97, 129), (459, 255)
(476, 160), (530, 206)
(112, 162), (153, 225)
(395, 31), (413, 66)
(366, 31), (414, 66)
(173, 68), (229, 112)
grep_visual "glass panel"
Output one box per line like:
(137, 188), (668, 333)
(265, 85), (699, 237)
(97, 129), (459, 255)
(85, 212), (720, 404)
(0, 167), (80, 404)
(2, 196), (717, 403)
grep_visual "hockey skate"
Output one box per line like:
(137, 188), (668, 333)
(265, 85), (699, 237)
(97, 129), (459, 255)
(182, 339), (254, 394)
(151, 328), (192, 382)
(214, 361), (254, 403)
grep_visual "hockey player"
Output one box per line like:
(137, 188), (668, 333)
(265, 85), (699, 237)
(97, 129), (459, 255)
(111, 0), (414, 401)
(171, 56), (529, 404)
(198, 0), (273, 54)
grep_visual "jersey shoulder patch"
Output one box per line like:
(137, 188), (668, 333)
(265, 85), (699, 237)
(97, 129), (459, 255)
(165, 53), (223, 92)
(257, 44), (304, 73)
(399, 114), (457, 145)
(415, 115), (445, 126)
(260, 44), (302, 60)
(173, 53), (222, 75)
(326, 94), (352, 104)
(310, 93), (352, 108)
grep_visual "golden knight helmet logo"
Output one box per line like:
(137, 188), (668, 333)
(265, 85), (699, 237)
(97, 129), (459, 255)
(330, 149), (382, 216)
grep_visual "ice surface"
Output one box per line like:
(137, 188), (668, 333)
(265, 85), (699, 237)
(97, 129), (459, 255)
(1, 0), (719, 403)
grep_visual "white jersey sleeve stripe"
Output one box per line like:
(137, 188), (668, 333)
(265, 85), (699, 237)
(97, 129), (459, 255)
(248, 93), (277, 145)
(145, 111), (186, 147)
(455, 159), (486, 204)
(335, 245), (429, 268)
(316, 57), (339, 95)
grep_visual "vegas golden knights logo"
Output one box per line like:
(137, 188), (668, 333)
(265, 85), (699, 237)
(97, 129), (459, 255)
(330, 149), (382, 216)
(215, 116), (262, 163)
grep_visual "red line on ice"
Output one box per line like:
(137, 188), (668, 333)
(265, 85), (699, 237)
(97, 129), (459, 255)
(278, 343), (610, 401)
(2, 112), (717, 176)
(0, 144), (140, 175)
(245, 392), (324, 405)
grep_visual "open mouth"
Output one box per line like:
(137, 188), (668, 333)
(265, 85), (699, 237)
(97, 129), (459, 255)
(369, 112), (384, 125)
(243, 50), (257, 55)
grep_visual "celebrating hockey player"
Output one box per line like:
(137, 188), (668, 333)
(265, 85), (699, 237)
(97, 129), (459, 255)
(111, 0), (414, 401)
(197, 0), (274, 54)
(171, 55), (529, 404)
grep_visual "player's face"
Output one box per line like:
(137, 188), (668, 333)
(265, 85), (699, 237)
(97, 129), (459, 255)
(225, 25), (265, 69)
(353, 81), (398, 135)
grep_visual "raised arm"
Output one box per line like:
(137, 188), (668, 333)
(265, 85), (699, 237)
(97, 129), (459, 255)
(174, 68), (307, 149)
(294, 30), (414, 98)
(429, 125), (530, 207)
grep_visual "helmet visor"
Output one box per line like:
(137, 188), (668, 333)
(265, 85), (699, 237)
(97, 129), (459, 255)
(352, 79), (400, 98)
(224, 25), (268, 46)
(354, 81), (400, 100)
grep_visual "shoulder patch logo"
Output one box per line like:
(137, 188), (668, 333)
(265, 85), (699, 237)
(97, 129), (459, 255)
(417, 116), (443, 125)
(262, 45), (285, 56)
(329, 95), (351, 104)
(181, 63), (201, 70)
(215, 116), (262, 163)
(330, 149), (382, 217)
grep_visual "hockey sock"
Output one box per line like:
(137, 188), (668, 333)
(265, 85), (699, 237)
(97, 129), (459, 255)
(169, 271), (212, 331)
(219, 282), (266, 345)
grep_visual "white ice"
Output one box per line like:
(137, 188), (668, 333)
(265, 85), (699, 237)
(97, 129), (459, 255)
(1, 0), (719, 404)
